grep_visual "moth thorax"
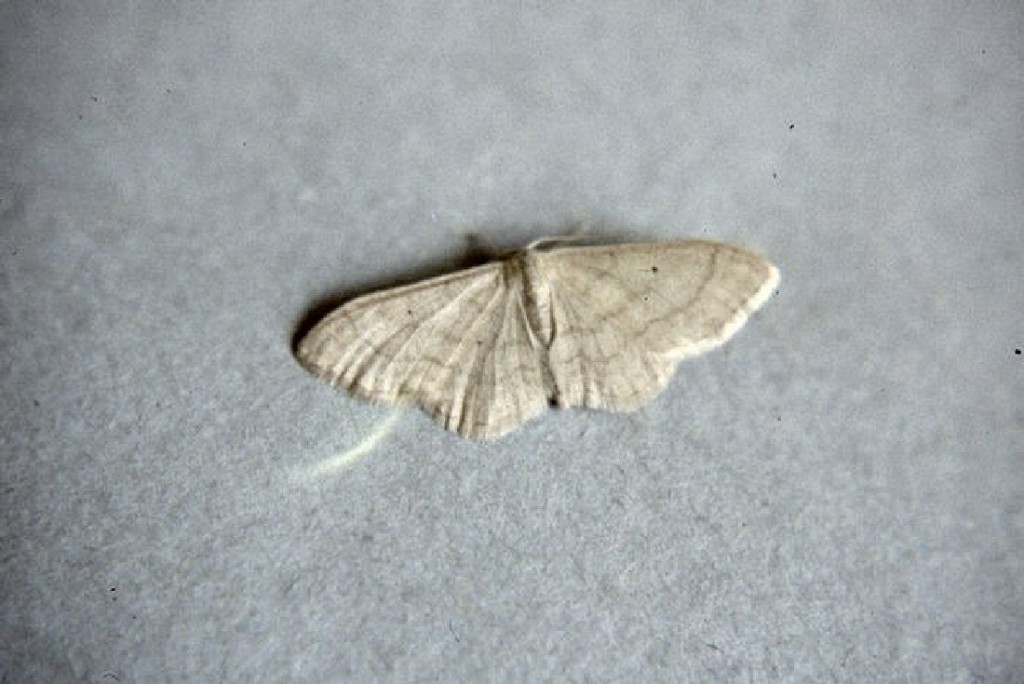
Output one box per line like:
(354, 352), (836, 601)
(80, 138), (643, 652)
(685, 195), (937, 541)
(515, 250), (555, 348)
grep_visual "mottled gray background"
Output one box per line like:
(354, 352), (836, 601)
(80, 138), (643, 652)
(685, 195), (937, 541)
(2, 2), (1022, 682)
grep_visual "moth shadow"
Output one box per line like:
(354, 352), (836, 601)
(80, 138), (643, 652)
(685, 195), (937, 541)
(289, 222), (651, 355)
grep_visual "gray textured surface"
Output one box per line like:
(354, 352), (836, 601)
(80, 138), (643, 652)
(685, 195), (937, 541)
(2, 3), (1022, 682)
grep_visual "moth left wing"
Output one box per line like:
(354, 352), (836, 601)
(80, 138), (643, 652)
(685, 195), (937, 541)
(297, 261), (550, 439)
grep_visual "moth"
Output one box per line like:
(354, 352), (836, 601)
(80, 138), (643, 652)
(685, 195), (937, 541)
(297, 239), (779, 439)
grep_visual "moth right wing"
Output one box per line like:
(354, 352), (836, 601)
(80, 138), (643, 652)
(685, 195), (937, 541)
(297, 261), (550, 439)
(538, 240), (778, 412)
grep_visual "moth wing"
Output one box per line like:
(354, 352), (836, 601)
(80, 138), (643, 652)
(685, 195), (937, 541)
(538, 240), (778, 411)
(297, 261), (549, 439)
